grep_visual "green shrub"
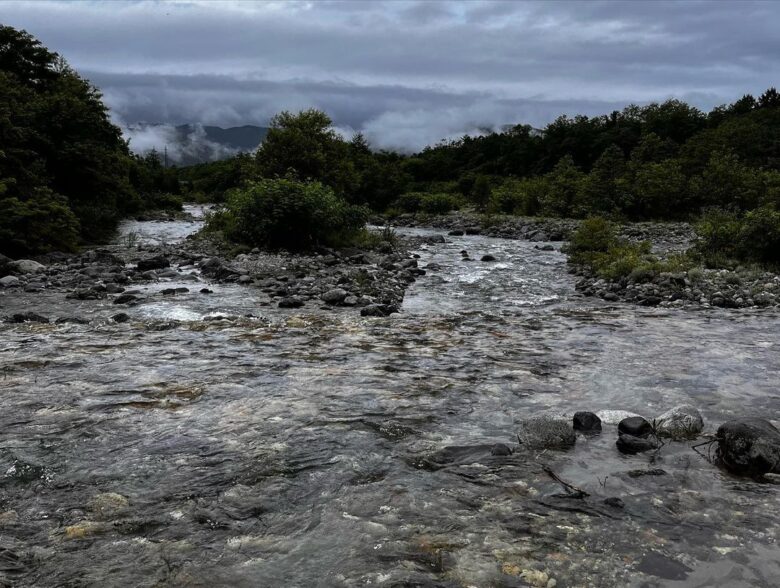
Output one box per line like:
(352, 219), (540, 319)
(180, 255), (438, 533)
(206, 178), (368, 251)
(565, 216), (663, 279)
(566, 217), (618, 257)
(392, 192), (460, 215)
(695, 206), (780, 266)
(420, 193), (460, 214)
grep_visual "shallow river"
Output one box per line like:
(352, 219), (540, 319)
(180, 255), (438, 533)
(1, 209), (779, 587)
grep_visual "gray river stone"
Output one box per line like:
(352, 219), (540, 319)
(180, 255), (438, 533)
(321, 288), (348, 305)
(654, 404), (704, 439)
(0, 276), (20, 288)
(11, 259), (45, 274)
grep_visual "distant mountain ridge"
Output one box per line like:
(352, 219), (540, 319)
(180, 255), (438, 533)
(124, 123), (269, 166)
(177, 124), (269, 152)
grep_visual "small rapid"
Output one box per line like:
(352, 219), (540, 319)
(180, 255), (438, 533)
(1, 211), (780, 587)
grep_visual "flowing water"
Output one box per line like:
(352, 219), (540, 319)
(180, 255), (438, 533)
(1, 211), (780, 587)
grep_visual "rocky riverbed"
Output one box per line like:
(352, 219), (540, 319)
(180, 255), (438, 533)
(390, 211), (780, 310)
(2, 207), (780, 587)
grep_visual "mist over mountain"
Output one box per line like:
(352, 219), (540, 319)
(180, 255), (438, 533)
(122, 123), (268, 165)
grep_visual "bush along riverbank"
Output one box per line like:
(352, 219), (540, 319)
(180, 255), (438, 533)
(567, 215), (780, 309)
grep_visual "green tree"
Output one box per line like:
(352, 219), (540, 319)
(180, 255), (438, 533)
(471, 175), (491, 211)
(0, 25), (140, 252)
(539, 156), (586, 217)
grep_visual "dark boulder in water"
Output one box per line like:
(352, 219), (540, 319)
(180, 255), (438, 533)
(490, 443), (513, 456)
(278, 296), (304, 309)
(573, 411), (602, 434)
(480, 254), (497, 262)
(618, 416), (653, 438)
(716, 418), (780, 476)
(9, 312), (49, 324)
(136, 255), (170, 271)
(616, 433), (659, 454)
(360, 304), (398, 317)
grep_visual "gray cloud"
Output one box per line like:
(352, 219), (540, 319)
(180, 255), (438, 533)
(2, 0), (778, 151)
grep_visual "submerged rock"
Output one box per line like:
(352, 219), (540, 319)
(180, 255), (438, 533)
(481, 254), (497, 262)
(716, 418), (780, 476)
(517, 416), (576, 450)
(573, 411), (602, 434)
(618, 416), (653, 438)
(8, 312), (49, 324)
(616, 433), (660, 454)
(654, 404), (704, 439)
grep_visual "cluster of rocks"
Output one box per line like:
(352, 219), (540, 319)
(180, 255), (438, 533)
(575, 268), (780, 309)
(515, 406), (780, 478)
(191, 233), (440, 315)
(1, 230), (436, 320)
(386, 211), (576, 242)
(386, 211), (695, 251)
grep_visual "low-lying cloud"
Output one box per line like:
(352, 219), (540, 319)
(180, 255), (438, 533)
(3, 0), (779, 151)
(121, 123), (239, 164)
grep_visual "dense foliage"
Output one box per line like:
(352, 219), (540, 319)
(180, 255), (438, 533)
(0, 26), (180, 255)
(206, 178), (368, 251)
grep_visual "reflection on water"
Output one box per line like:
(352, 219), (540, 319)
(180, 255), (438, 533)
(1, 213), (780, 586)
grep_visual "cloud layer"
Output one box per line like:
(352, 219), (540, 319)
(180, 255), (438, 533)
(3, 0), (779, 151)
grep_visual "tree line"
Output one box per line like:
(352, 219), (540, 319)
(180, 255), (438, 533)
(2, 24), (779, 262)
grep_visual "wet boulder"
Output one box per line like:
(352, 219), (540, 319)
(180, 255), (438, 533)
(11, 259), (45, 274)
(618, 416), (653, 438)
(360, 304), (398, 317)
(716, 418), (780, 476)
(321, 288), (348, 305)
(113, 293), (138, 305)
(490, 443), (513, 456)
(616, 434), (660, 455)
(136, 255), (170, 271)
(278, 296), (305, 309)
(9, 312), (49, 324)
(0, 275), (20, 288)
(200, 257), (238, 281)
(517, 416), (576, 450)
(573, 411), (602, 434)
(654, 404), (704, 439)
(448, 230), (464, 236)
(480, 254), (497, 262)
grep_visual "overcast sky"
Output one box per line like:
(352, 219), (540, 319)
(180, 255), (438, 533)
(2, 0), (779, 150)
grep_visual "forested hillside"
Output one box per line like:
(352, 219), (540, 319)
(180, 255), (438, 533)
(0, 26), (180, 256)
